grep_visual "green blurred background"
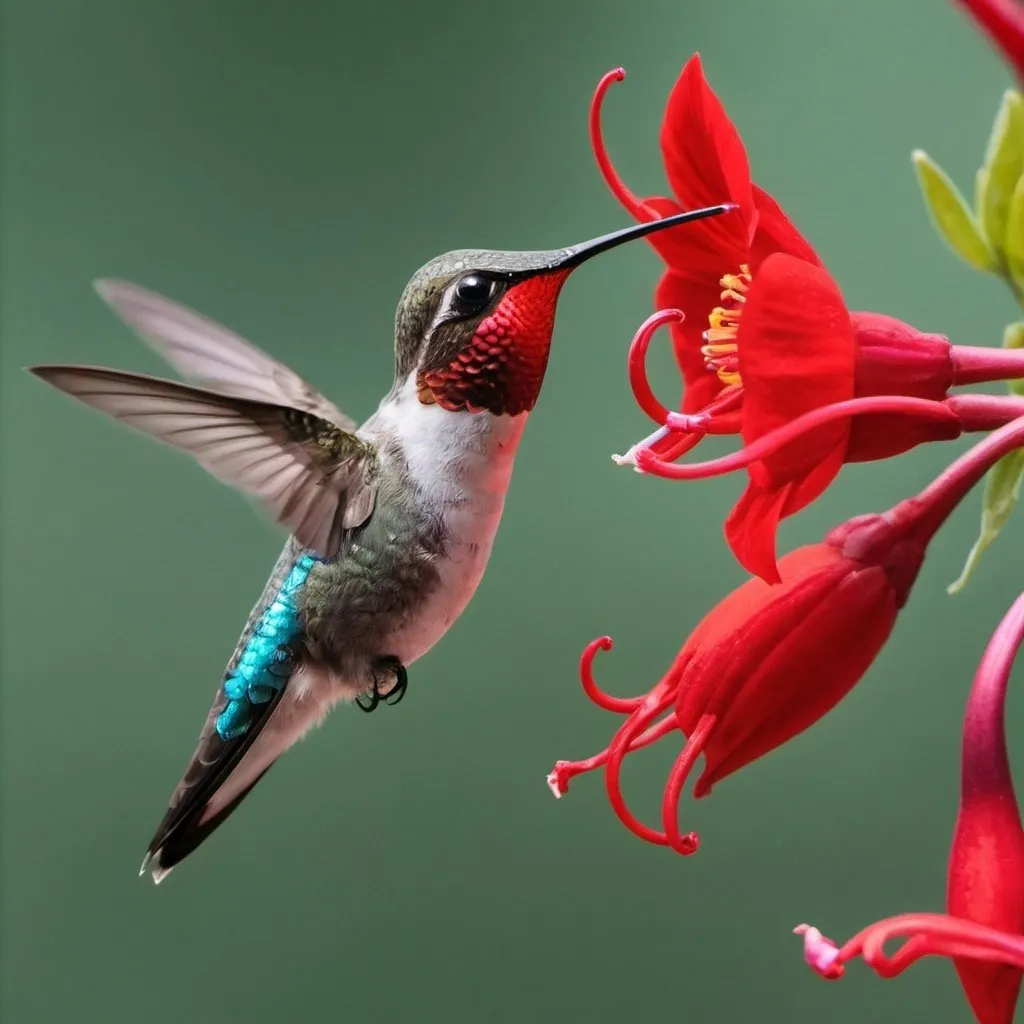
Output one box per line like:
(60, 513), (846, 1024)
(2, 1), (1022, 1021)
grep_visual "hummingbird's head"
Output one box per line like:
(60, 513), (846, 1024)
(392, 206), (733, 417)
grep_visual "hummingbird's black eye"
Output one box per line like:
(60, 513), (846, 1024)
(451, 273), (500, 317)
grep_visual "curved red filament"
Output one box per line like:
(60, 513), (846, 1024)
(548, 712), (678, 796)
(590, 68), (651, 222)
(628, 309), (687, 426)
(848, 915), (1024, 976)
(638, 396), (960, 480)
(604, 681), (678, 846)
(622, 389), (744, 464)
(579, 636), (645, 713)
(654, 431), (707, 462)
(662, 713), (717, 856)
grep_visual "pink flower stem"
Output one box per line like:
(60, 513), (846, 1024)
(898, 413), (1024, 543)
(947, 393), (1024, 431)
(952, 344), (1024, 386)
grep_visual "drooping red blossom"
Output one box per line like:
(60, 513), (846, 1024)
(797, 590), (1024, 1024)
(954, 0), (1024, 83)
(550, 407), (1024, 858)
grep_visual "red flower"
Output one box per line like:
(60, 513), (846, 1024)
(597, 56), (1024, 581)
(955, 0), (1024, 82)
(591, 55), (818, 414)
(797, 590), (1024, 1024)
(550, 410), (1024, 857)
(627, 360), (1024, 583)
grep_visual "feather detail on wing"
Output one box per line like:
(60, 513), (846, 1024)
(93, 278), (356, 431)
(30, 365), (377, 558)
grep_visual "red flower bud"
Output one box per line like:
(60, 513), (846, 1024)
(552, 418), (1024, 859)
(797, 591), (1024, 1024)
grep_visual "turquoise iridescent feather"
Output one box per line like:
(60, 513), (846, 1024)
(215, 554), (318, 741)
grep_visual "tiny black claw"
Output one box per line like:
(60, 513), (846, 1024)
(355, 676), (381, 713)
(385, 661), (408, 706)
(356, 657), (408, 712)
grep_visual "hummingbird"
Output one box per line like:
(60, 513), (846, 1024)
(30, 205), (730, 882)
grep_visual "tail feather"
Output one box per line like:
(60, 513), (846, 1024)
(147, 766), (273, 881)
(143, 662), (335, 882)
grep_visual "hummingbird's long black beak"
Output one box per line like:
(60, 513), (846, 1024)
(551, 204), (737, 270)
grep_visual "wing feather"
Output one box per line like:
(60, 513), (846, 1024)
(30, 365), (377, 558)
(93, 278), (356, 431)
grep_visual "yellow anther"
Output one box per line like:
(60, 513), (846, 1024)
(701, 265), (752, 386)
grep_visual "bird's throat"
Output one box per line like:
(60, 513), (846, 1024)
(417, 270), (569, 416)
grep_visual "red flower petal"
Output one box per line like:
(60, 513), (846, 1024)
(749, 184), (822, 268)
(723, 482), (792, 584)
(721, 254), (855, 579)
(739, 253), (856, 485)
(642, 195), (746, 288)
(698, 564), (895, 794)
(655, 269), (727, 412)
(676, 545), (846, 733)
(660, 54), (753, 268)
(683, 544), (845, 653)
(727, 448), (848, 582)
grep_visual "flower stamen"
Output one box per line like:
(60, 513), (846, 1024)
(578, 635), (645, 713)
(604, 684), (679, 846)
(701, 265), (752, 386)
(627, 308), (687, 426)
(546, 712), (678, 798)
(662, 713), (717, 856)
(639, 395), (960, 481)
(589, 67), (654, 223)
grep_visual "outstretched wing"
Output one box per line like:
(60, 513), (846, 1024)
(93, 278), (356, 431)
(30, 365), (377, 558)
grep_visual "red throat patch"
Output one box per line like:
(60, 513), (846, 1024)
(417, 270), (571, 416)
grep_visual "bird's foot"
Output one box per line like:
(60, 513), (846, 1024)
(355, 656), (408, 713)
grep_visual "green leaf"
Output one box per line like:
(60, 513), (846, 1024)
(913, 149), (999, 273)
(975, 166), (990, 217)
(1005, 174), (1024, 297)
(948, 449), (1024, 593)
(949, 320), (1024, 594)
(978, 90), (1024, 256)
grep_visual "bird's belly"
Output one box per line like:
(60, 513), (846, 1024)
(386, 498), (505, 665)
